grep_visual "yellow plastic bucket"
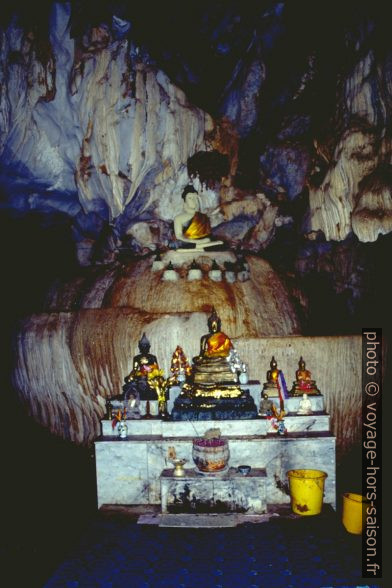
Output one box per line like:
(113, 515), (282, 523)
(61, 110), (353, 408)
(342, 493), (369, 534)
(287, 469), (327, 515)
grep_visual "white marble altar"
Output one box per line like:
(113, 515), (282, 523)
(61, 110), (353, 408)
(95, 389), (335, 510)
(95, 433), (336, 508)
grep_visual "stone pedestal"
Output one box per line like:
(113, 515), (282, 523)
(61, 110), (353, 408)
(161, 468), (267, 514)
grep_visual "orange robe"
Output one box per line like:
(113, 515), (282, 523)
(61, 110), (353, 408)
(183, 212), (211, 240)
(205, 332), (232, 358)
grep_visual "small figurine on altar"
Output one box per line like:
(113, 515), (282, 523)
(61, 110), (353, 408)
(126, 391), (141, 419)
(268, 405), (287, 435)
(259, 392), (274, 416)
(262, 356), (289, 399)
(105, 397), (113, 420)
(228, 347), (242, 374)
(170, 346), (192, 383)
(173, 185), (223, 250)
(291, 357), (320, 396)
(276, 419), (287, 436)
(227, 346), (249, 383)
(297, 393), (313, 415)
(239, 362), (249, 384)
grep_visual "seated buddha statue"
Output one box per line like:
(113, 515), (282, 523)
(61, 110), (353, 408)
(259, 392), (274, 416)
(123, 333), (161, 400)
(261, 357), (282, 398)
(173, 185), (223, 250)
(189, 308), (241, 395)
(171, 309), (258, 419)
(290, 357), (320, 396)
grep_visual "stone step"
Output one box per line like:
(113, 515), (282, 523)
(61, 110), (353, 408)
(159, 513), (239, 528)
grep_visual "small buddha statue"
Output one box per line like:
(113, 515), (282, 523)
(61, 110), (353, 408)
(173, 185), (223, 250)
(259, 392), (274, 416)
(261, 357), (281, 398)
(297, 393), (313, 415)
(228, 347), (242, 375)
(291, 357), (320, 396)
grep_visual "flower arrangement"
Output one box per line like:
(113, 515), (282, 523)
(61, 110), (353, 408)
(149, 373), (177, 416)
(193, 437), (227, 447)
(112, 408), (127, 429)
(193, 427), (226, 447)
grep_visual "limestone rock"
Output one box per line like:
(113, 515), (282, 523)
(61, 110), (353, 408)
(309, 128), (380, 241)
(0, 3), (212, 223)
(352, 165), (392, 242)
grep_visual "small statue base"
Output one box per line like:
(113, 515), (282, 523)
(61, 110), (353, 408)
(171, 389), (258, 421)
(290, 386), (320, 397)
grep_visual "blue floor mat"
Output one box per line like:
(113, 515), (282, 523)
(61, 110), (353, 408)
(43, 515), (378, 588)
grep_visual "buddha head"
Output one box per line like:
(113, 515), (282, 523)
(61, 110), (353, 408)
(207, 308), (221, 333)
(138, 333), (151, 355)
(181, 185), (199, 212)
(298, 356), (306, 370)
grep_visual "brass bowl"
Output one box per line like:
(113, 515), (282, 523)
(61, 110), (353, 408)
(169, 458), (187, 477)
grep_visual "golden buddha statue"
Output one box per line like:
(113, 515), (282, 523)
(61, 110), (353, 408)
(185, 308), (241, 398)
(172, 309), (258, 419)
(290, 357), (320, 396)
(173, 185), (223, 250)
(261, 356), (281, 398)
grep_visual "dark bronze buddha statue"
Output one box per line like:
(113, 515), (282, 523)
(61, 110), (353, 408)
(123, 333), (160, 401)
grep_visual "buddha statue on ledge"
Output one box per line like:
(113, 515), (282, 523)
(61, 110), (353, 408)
(290, 357), (320, 396)
(171, 308), (258, 420)
(262, 357), (281, 398)
(173, 185), (223, 250)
